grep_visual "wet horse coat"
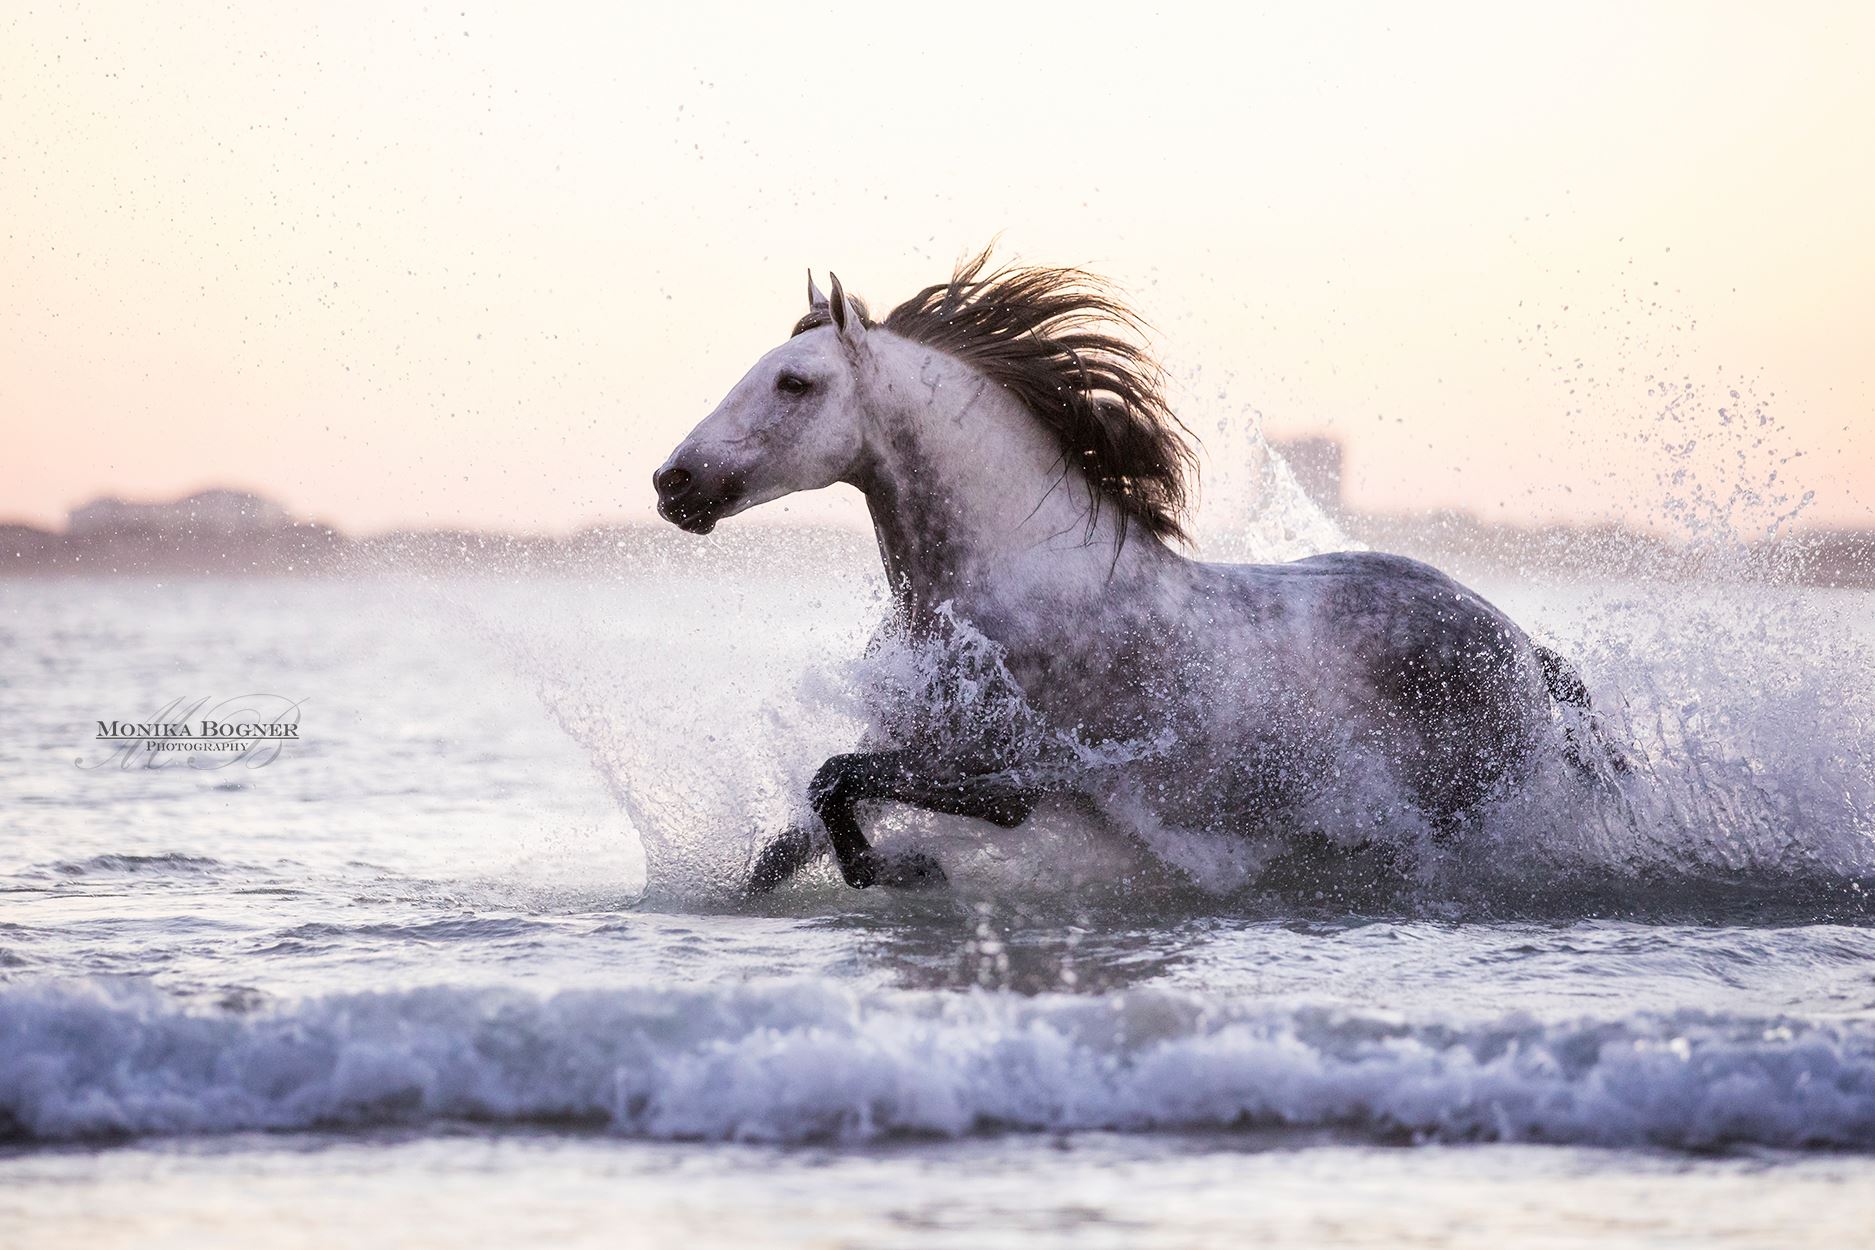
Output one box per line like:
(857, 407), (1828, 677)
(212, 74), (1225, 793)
(654, 253), (1597, 892)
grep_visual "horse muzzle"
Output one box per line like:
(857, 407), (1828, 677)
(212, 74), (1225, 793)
(653, 459), (743, 535)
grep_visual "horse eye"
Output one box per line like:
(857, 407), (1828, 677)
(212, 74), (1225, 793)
(776, 373), (813, 396)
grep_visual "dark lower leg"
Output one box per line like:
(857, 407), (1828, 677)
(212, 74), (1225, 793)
(746, 826), (816, 895)
(807, 751), (1039, 889)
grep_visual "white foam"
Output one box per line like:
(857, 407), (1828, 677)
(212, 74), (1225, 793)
(5, 979), (1872, 1150)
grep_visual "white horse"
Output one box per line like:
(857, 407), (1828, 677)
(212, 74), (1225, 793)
(655, 251), (1617, 893)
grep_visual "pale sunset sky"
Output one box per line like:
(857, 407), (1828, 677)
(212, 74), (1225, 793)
(3, 3), (1871, 536)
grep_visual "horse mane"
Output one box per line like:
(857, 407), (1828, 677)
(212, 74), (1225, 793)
(793, 248), (1198, 547)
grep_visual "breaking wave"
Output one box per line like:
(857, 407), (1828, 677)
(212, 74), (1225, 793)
(5, 979), (1874, 1151)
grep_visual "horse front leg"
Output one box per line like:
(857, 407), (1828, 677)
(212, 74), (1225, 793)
(806, 750), (1037, 890)
(745, 824), (819, 895)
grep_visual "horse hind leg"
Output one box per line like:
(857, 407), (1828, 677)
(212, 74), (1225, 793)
(1534, 645), (1632, 777)
(1376, 635), (1524, 840)
(1405, 645), (1627, 837)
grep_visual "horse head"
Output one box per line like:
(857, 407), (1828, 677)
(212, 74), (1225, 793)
(653, 271), (871, 534)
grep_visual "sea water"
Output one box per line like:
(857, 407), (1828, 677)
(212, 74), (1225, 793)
(3, 561), (1874, 1249)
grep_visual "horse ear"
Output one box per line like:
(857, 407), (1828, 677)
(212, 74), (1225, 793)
(807, 270), (829, 311)
(828, 273), (849, 329)
(828, 272), (864, 347)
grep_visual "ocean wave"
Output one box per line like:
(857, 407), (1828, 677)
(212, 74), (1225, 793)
(4, 979), (1874, 1150)
(49, 853), (225, 877)
(271, 917), (557, 944)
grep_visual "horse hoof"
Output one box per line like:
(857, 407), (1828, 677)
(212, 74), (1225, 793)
(878, 850), (948, 891)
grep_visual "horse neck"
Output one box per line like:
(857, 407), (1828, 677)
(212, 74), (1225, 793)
(851, 334), (1178, 628)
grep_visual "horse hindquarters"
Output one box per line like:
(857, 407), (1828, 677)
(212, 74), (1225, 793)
(1365, 610), (1547, 832)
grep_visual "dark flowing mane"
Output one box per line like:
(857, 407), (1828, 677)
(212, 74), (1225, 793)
(795, 249), (1198, 547)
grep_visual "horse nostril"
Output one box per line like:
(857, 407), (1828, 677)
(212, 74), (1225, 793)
(655, 466), (693, 496)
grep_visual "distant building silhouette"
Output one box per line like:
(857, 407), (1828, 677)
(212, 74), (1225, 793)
(68, 489), (290, 535)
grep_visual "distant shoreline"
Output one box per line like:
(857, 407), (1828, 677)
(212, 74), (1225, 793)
(3, 513), (1870, 588)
